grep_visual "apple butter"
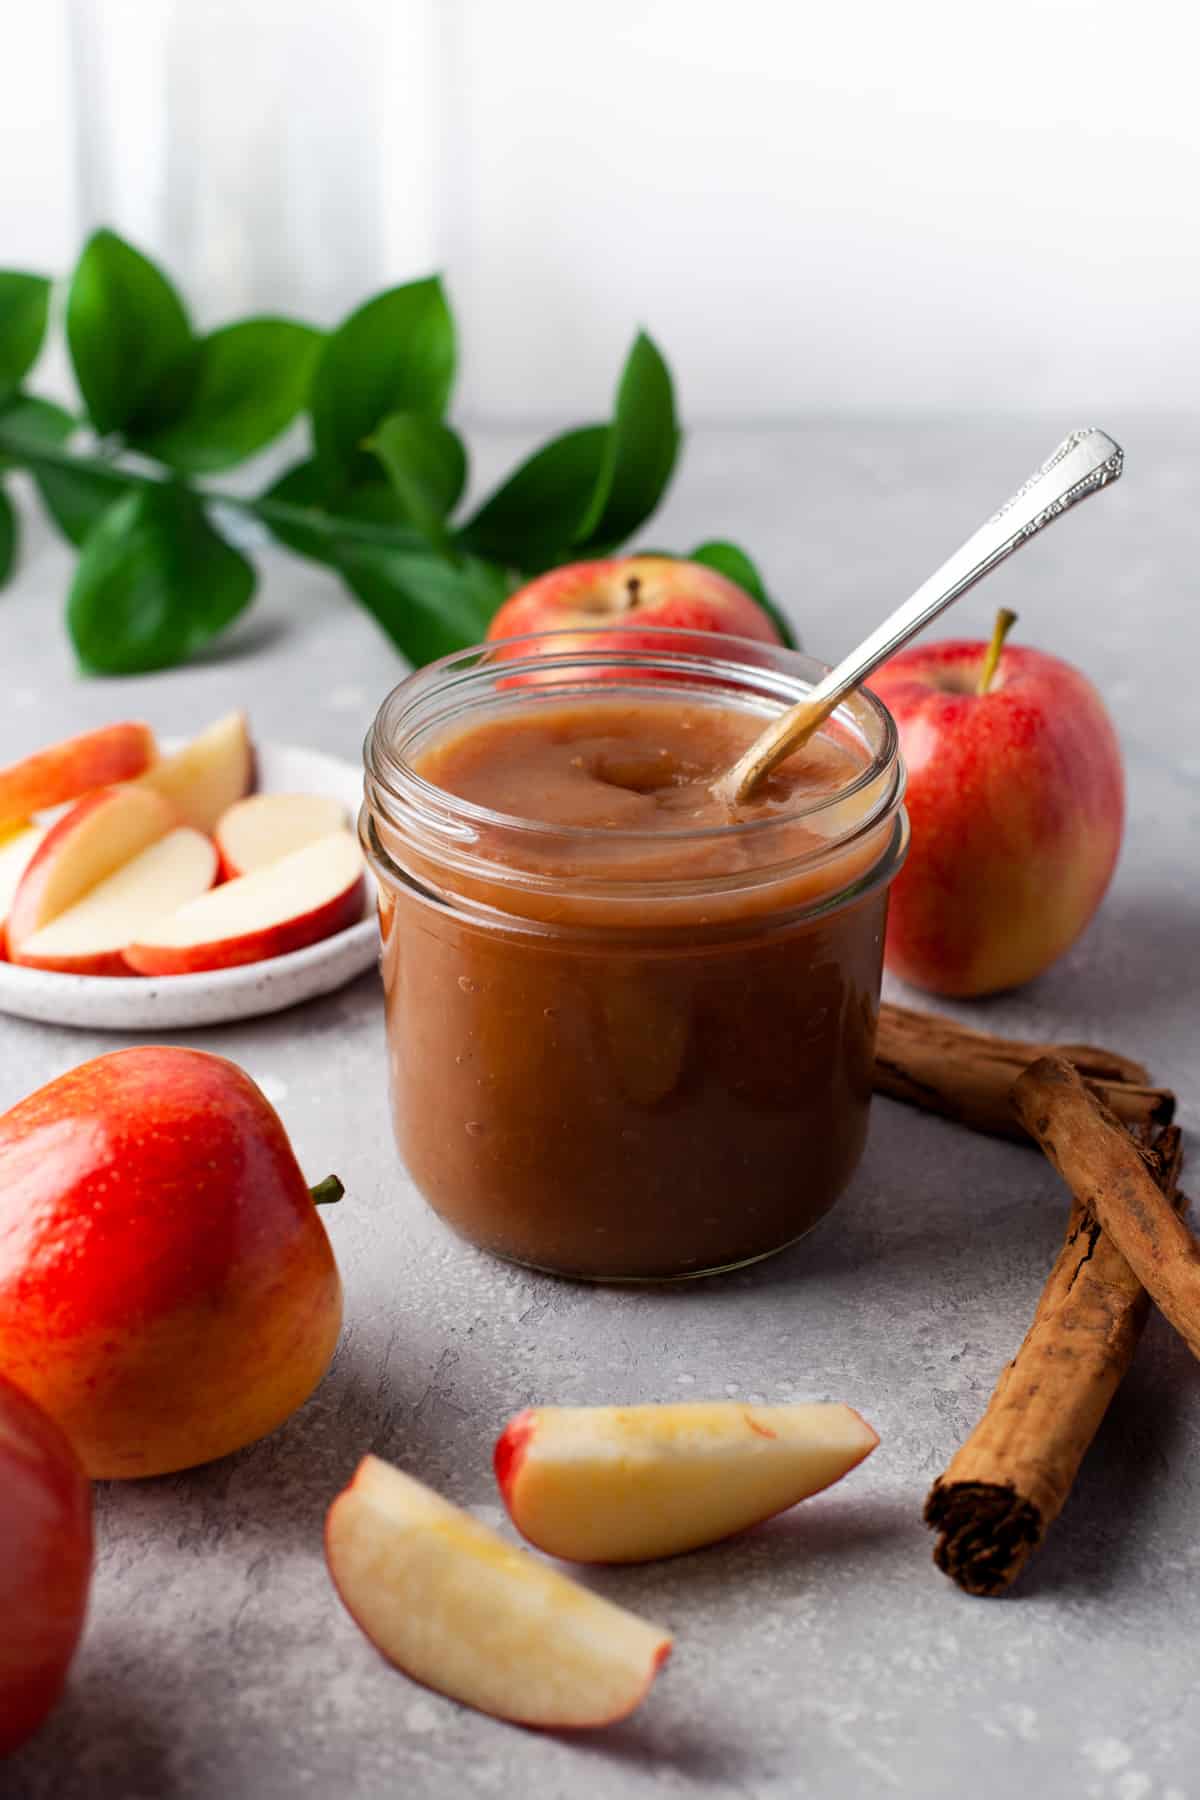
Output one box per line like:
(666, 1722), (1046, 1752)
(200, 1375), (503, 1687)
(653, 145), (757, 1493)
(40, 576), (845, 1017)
(363, 632), (907, 1279)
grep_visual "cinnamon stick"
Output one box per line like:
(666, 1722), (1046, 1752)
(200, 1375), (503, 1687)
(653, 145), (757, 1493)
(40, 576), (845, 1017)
(925, 1119), (1184, 1596)
(1014, 1056), (1200, 1362)
(874, 1002), (1175, 1143)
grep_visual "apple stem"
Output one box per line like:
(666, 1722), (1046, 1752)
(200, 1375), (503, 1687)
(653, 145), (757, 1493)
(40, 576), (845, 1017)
(977, 608), (1018, 696)
(625, 576), (641, 610)
(309, 1175), (345, 1207)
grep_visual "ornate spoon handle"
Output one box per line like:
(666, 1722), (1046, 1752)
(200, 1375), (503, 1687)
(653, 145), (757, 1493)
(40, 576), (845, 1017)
(720, 427), (1124, 806)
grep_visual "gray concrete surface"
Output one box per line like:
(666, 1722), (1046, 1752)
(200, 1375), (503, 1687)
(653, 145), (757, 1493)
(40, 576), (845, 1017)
(3, 418), (1197, 1800)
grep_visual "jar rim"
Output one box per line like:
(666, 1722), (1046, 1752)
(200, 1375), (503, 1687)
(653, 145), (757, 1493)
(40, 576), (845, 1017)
(364, 626), (902, 853)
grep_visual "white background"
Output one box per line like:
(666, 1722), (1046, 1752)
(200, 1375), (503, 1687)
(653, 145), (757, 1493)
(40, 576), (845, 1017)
(4, 0), (1197, 421)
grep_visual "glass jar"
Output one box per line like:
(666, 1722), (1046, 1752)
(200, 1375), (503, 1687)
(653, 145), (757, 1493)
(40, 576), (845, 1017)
(362, 630), (907, 1281)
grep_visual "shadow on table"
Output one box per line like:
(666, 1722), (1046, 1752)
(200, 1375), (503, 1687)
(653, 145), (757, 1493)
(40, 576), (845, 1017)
(556, 1711), (764, 1790)
(946, 884), (1200, 1039)
(1012, 1306), (1200, 1601)
(139, 1321), (515, 1564)
(188, 613), (291, 664)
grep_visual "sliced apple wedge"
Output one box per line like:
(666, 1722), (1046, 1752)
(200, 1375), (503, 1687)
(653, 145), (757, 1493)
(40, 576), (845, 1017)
(124, 831), (365, 974)
(495, 1402), (879, 1564)
(6, 785), (177, 956)
(214, 791), (346, 879)
(0, 722), (156, 828)
(325, 1457), (672, 1728)
(0, 823), (48, 956)
(139, 711), (253, 832)
(12, 829), (218, 974)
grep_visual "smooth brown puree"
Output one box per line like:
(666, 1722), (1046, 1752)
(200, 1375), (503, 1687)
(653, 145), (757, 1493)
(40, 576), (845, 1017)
(379, 695), (894, 1278)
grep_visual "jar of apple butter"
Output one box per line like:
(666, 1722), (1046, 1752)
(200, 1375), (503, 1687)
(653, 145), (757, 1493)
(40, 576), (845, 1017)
(362, 630), (907, 1280)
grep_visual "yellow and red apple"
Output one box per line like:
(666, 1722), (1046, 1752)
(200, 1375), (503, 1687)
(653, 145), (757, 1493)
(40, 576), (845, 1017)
(5, 784), (177, 959)
(214, 791), (345, 879)
(138, 711), (254, 832)
(0, 823), (47, 959)
(11, 828), (217, 976)
(124, 831), (365, 974)
(325, 1457), (671, 1728)
(0, 1375), (93, 1756)
(871, 612), (1124, 997)
(494, 1402), (878, 1563)
(0, 721), (156, 829)
(0, 1047), (344, 1478)
(486, 555), (781, 663)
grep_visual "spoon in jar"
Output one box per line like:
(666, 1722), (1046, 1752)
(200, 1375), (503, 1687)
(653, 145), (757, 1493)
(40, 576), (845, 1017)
(715, 427), (1124, 808)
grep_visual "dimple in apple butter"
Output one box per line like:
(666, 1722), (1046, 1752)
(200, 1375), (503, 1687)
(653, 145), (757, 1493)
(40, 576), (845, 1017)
(362, 632), (907, 1280)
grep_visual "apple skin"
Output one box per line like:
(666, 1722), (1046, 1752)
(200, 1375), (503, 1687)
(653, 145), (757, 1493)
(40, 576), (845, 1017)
(0, 1375), (93, 1757)
(123, 836), (366, 975)
(0, 1048), (343, 1478)
(0, 721), (156, 829)
(485, 556), (781, 665)
(11, 828), (218, 977)
(870, 637), (1124, 997)
(6, 784), (177, 955)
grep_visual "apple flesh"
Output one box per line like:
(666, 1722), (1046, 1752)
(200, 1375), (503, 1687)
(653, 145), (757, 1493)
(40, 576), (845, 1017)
(0, 1375), (93, 1756)
(485, 556), (782, 667)
(0, 1047), (343, 1478)
(12, 828), (218, 975)
(495, 1402), (879, 1563)
(214, 791), (346, 879)
(870, 630), (1125, 996)
(124, 831), (365, 974)
(0, 721), (156, 829)
(138, 711), (254, 833)
(0, 823), (48, 958)
(325, 1456), (672, 1728)
(5, 785), (177, 957)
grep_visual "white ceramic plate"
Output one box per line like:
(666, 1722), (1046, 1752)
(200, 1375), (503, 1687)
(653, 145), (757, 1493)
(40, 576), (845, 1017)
(0, 741), (379, 1031)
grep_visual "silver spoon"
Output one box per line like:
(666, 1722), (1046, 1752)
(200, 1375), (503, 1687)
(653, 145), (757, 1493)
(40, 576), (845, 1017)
(717, 427), (1124, 807)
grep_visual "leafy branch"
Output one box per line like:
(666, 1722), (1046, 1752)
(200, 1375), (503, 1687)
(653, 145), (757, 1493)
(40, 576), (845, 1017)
(0, 230), (792, 674)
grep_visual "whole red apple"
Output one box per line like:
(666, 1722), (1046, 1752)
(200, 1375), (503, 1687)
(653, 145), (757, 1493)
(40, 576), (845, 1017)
(0, 1047), (344, 1478)
(871, 612), (1124, 997)
(0, 1375), (93, 1757)
(486, 556), (781, 659)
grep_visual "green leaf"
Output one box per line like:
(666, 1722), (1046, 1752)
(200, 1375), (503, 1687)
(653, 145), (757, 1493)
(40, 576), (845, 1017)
(35, 462), (132, 547)
(0, 485), (16, 585)
(0, 393), (129, 545)
(68, 484), (254, 674)
(311, 277), (455, 482)
(136, 318), (322, 474)
(258, 457), (424, 563)
(689, 539), (797, 649)
(0, 393), (76, 470)
(458, 334), (678, 571)
(0, 273), (52, 400)
(366, 413), (466, 550)
(338, 545), (508, 665)
(66, 230), (194, 435)
(457, 425), (609, 567)
(577, 331), (679, 548)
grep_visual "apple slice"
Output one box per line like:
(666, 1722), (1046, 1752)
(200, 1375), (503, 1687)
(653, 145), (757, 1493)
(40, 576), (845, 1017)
(124, 831), (365, 974)
(12, 829), (218, 975)
(6, 785), (178, 956)
(325, 1456), (672, 1728)
(138, 711), (253, 833)
(214, 791), (346, 879)
(0, 823), (48, 956)
(495, 1402), (879, 1563)
(0, 722), (156, 828)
